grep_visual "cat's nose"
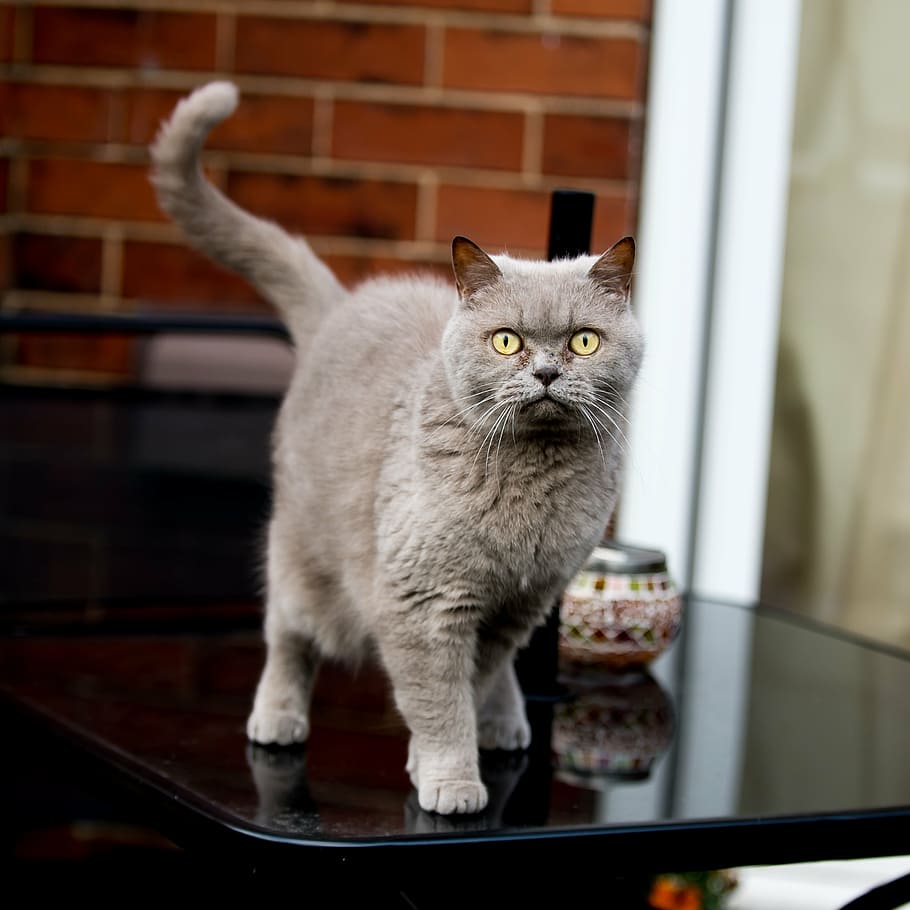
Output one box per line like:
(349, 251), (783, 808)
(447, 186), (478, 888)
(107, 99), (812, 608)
(533, 364), (560, 387)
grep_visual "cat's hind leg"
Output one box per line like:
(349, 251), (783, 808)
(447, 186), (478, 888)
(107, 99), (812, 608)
(246, 525), (322, 746)
(246, 620), (319, 745)
(475, 644), (531, 752)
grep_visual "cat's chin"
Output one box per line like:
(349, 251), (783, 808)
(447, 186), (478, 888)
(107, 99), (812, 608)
(521, 394), (576, 426)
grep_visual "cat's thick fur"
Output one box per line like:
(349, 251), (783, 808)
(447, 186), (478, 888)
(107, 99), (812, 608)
(151, 82), (644, 815)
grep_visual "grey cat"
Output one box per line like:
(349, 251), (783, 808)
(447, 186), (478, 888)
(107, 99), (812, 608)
(151, 82), (643, 815)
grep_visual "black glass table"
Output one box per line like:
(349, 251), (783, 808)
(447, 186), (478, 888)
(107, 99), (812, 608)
(2, 381), (910, 905)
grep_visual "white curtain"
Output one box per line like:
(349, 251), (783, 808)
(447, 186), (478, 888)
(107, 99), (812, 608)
(762, 0), (910, 648)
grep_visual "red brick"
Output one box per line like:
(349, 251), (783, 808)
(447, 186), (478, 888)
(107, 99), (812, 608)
(436, 185), (550, 252)
(436, 184), (633, 254)
(542, 114), (633, 180)
(16, 334), (136, 376)
(591, 192), (636, 251)
(0, 5), (15, 62)
(348, 0), (531, 11)
(0, 157), (8, 213)
(333, 101), (524, 171)
(14, 233), (103, 293)
(124, 87), (315, 155)
(551, 0), (651, 19)
(122, 88), (183, 146)
(121, 87), (184, 146)
(3, 83), (115, 144)
(32, 7), (216, 71)
(0, 229), (10, 290)
(121, 240), (266, 310)
(323, 251), (451, 288)
(0, 81), (8, 136)
(226, 172), (418, 241)
(234, 17), (424, 85)
(443, 28), (643, 100)
(25, 158), (164, 221)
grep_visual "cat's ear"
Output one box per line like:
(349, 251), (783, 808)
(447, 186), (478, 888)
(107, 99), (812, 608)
(588, 236), (635, 299)
(452, 236), (502, 303)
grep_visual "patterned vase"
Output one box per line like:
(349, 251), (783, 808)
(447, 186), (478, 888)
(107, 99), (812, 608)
(559, 540), (682, 669)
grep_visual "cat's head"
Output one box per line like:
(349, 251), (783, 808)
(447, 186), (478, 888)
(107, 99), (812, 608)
(442, 235), (644, 443)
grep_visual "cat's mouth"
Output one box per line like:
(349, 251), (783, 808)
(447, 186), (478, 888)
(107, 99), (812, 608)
(525, 391), (570, 414)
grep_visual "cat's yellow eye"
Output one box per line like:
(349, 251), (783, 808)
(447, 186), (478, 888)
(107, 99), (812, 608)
(492, 330), (523, 356)
(569, 330), (600, 356)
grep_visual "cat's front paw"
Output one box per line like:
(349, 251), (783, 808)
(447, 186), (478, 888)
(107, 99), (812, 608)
(418, 778), (489, 815)
(246, 707), (310, 746)
(477, 712), (531, 751)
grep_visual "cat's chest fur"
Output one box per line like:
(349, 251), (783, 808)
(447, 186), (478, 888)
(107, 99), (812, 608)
(376, 379), (613, 619)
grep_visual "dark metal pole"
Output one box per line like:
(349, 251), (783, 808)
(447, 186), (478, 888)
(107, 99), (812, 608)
(546, 189), (596, 262)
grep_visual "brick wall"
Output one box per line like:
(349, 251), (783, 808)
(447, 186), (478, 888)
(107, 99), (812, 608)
(0, 0), (652, 382)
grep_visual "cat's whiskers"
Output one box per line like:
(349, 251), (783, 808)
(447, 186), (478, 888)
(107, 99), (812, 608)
(453, 386), (501, 404)
(595, 381), (630, 409)
(583, 395), (631, 452)
(423, 387), (501, 447)
(581, 404), (627, 459)
(490, 402), (517, 489)
(469, 397), (519, 480)
(591, 390), (630, 424)
(477, 400), (514, 467)
(454, 390), (501, 419)
(464, 396), (511, 442)
(579, 404), (608, 469)
(483, 407), (511, 484)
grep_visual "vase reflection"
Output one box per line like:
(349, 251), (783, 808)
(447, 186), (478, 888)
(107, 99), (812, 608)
(552, 660), (676, 786)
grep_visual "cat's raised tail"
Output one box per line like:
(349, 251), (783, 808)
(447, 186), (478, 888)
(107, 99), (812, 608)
(150, 81), (346, 343)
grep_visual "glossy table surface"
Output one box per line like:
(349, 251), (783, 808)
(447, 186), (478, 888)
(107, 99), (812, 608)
(3, 382), (910, 884)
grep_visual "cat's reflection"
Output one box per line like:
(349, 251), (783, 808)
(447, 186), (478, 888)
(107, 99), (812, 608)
(404, 749), (529, 834)
(247, 740), (531, 836)
(246, 742), (321, 835)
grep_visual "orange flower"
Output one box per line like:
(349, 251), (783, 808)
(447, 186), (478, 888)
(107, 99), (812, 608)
(648, 877), (703, 910)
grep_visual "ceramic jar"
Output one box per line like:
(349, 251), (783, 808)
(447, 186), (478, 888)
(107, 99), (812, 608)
(559, 540), (682, 669)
